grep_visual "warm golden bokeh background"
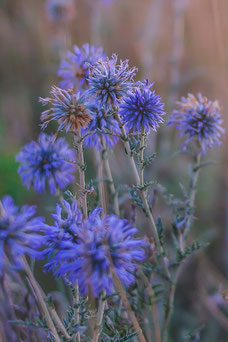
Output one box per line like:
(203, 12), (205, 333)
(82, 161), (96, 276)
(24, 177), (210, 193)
(0, 0), (227, 341)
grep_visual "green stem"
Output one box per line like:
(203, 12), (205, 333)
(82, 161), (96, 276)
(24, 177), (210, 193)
(162, 153), (201, 342)
(22, 257), (61, 342)
(96, 150), (108, 215)
(115, 114), (171, 280)
(77, 131), (88, 219)
(101, 136), (120, 216)
(92, 290), (106, 342)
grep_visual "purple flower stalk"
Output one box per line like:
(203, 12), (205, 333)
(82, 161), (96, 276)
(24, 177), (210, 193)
(39, 86), (91, 133)
(168, 93), (225, 153)
(0, 195), (44, 274)
(52, 208), (145, 297)
(119, 80), (165, 133)
(16, 133), (76, 194)
(58, 44), (105, 90)
(88, 54), (137, 110)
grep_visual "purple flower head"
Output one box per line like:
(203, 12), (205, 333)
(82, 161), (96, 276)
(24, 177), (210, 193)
(58, 44), (105, 90)
(83, 105), (120, 150)
(168, 93), (225, 154)
(87, 54), (137, 110)
(41, 200), (83, 271)
(55, 210), (145, 297)
(119, 80), (165, 133)
(39, 86), (91, 133)
(16, 133), (76, 194)
(0, 195), (44, 274)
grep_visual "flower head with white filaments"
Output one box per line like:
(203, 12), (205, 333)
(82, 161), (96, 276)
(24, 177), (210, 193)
(87, 54), (137, 110)
(0, 195), (44, 274)
(51, 209), (145, 297)
(83, 104), (120, 150)
(39, 86), (91, 133)
(16, 133), (76, 194)
(168, 93), (225, 154)
(119, 80), (165, 133)
(58, 43), (105, 90)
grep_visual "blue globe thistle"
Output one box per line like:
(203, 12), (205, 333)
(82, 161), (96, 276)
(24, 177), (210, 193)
(0, 195), (44, 274)
(119, 80), (165, 133)
(83, 105), (120, 150)
(16, 133), (76, 194)
(87, 54), (137, 110)
(58, 44), (105, 90)
(41, 200), (83, 271)
(168, 93), (225, 153)
(39, 86), (91, 133)
(55, 210), (145, 297)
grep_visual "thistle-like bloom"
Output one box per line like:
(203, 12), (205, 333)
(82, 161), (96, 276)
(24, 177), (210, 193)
(41, 200), (83, 271)
(168, 93), (225, 153)
(88, 54), (137, 110)
(83, 105), (120, 150)
(16, 133), (76, 194)
(39, 86), (91, 132)
(0, 195), (44, 274)
(119, 81), (165, 133)
(56, 211), (145, 297)
(58, 44), (105, 90)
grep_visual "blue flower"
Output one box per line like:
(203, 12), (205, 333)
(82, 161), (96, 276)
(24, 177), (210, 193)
(16, 133), (76, 194)
(39, 86), (91, 132)
(0, 195), (44, 274)
(83, 105), (120, 150)
(168, 93), (225, 153)
(58, 44), (105, 90)
(41, 200), (83, 271)
(119, 81), (165, 133)
(54, 210), (145, 297)
(88, 54), (137, 110)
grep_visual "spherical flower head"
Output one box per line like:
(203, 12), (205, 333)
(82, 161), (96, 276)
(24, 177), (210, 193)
(41, 200), (83, 271)
(119, 80), (165, 133)
(16, 133), (76, 194)
(58, 44), (105, 90)
(168, 93), (225, 154)
(0, 195), (44, 274)
(83, 105), (120, 150)
(56, 211), (145, 297)
(87, 54), (137, 110)
(39, 86), (91, 133)
(46, 0), (75, 22)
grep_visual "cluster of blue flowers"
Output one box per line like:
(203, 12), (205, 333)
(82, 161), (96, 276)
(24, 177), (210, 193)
(1, 43), (224, 299)
(41, 200), (145, 297)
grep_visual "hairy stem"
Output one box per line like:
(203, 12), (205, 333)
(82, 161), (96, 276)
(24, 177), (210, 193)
(112, 269), (147, 342)
(77, 131), (88, 219)
(115, 114), (171, 280)
(162, 153), (201, 341)
(22, 257), (61, 342)
(74, 280), (80, 342)
(92, 290), (106, 342)
(96, 150), (108, 215)
(101, 136), (120, 216)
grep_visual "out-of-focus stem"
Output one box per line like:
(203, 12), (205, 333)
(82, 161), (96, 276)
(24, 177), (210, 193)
(162, 153), (201, 341)
(111, 269), (147, 342)
(92, 290), (106, 342)
(74, 280), (80, 342)
(138, 268), (162, 342)
(22, 257), (61, 342)
(101, 136), (120, 216)
(77, 130), (88, 219)
(96, 150), (108, 216)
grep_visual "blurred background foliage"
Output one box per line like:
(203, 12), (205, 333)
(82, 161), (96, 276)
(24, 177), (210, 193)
(0, 0), (228, 341)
